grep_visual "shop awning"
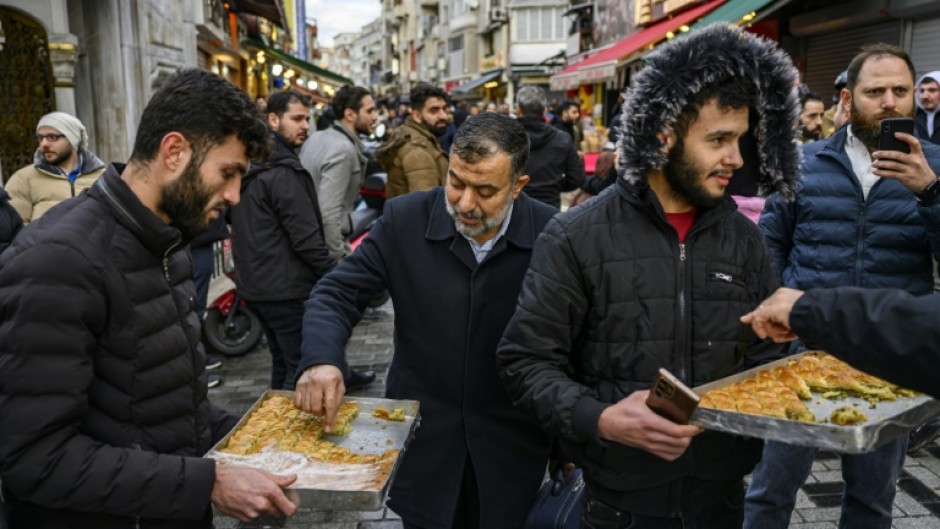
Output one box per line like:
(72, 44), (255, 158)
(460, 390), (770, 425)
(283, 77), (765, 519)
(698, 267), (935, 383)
(689, 0), (792, 29)
(242, 39), (353, 86)
(550, 0), (726, 90)
(231, 0), (289, 30)
(450, 69), (502, 94)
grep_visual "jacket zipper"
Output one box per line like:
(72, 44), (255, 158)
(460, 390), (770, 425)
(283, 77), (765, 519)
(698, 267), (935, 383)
(855, 202), (866, 287)
(70, 180), (76, 197)
(708, 271), (745, 287)
(676, 243), (689, 383)
(134, 443), (143, 528)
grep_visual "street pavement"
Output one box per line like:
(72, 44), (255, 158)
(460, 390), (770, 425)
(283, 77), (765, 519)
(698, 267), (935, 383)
(207, 281), (940, 529)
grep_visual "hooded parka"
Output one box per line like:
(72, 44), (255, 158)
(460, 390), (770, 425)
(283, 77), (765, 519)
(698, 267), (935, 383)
(497, 23), (801, 518)
(517, 114), (585, 208)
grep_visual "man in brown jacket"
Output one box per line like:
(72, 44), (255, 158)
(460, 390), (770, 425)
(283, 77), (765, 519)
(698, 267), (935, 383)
(376, 83), (449, 198)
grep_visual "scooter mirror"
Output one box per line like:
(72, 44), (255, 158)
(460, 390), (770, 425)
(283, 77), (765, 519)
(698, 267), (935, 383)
(375, 123), (387, 140)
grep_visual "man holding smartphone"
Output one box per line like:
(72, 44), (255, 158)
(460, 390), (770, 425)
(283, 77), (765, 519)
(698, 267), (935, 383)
(748, 43), (940, 529)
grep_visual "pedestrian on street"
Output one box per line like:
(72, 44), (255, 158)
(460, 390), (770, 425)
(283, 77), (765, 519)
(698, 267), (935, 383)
(294, 112), (557, 529)
(0, 68), (297, 528)
(514, 85), (584, 209)
(376, 83), (450, 199)
(916, 70), (940, 144)
(6, 111), (107, 223)
(497, 23), (799, 529)
(230, 91), (334, 391)
(300, 85), (378, 261)
(746, 43), (940, 529)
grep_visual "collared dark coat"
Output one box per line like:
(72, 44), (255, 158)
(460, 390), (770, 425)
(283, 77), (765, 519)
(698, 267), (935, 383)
(298, 188), (557, 529)
(0, 165), (236, 529)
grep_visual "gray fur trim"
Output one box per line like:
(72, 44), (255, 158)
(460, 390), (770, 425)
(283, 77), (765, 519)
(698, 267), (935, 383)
(618, 23), (801, 200)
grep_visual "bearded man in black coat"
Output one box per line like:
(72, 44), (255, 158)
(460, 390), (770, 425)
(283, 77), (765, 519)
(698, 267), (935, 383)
(0, 69), (298, 528)
(294, 112), (557, 529)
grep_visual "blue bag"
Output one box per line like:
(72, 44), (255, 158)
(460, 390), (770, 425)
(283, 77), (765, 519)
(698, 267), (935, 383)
(524, 467), (585, 529)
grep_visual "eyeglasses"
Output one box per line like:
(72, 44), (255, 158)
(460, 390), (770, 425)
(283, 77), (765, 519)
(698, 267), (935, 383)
(36, 133), (66, 143)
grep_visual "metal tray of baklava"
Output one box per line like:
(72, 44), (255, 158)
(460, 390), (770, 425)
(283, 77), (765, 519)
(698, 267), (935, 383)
(690, 352), (940, 454)
(206, 390), (420, 510)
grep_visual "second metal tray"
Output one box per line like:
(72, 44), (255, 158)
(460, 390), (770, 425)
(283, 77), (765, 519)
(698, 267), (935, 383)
(691, 352), (940, 453)
(207, 391), (420, 510)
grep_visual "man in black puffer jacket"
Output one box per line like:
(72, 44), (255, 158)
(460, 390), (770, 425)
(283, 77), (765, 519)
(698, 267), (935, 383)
(0, 70), (299, 529)
(515, 85), (584, 209)
(498, 24), (800, 528)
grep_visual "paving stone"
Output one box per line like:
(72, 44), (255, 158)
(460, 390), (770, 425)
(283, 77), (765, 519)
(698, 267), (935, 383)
(895, 491), (932, 516)
(795, 506), (840, 522)
(358, 522), (404, 529)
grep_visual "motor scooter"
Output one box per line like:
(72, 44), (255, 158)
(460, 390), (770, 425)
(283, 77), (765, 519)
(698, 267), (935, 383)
(203, 239), (264, 356)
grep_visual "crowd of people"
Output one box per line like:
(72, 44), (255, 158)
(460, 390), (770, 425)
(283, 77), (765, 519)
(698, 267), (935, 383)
(4, 21), (940, 529)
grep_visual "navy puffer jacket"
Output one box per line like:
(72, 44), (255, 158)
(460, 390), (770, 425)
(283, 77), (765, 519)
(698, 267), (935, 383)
(760, 126), (940, 294)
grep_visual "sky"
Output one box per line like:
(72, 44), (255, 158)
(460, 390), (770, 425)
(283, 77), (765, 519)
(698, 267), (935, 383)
(305, 0), (382, 47)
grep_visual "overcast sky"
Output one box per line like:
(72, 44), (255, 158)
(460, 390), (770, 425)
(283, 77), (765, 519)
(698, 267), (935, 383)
(305, 0), (382, 47)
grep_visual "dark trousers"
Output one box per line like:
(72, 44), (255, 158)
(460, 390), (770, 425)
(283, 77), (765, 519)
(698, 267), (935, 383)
(402, 456), (480, 529)
(191, 244), (215, 319)
(248, 298), (305, 390)
(581, 484), (745, 529)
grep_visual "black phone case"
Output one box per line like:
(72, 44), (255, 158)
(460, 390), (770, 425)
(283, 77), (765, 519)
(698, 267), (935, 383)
(646, 368), (700, 424)
(879, 118), (915, 153)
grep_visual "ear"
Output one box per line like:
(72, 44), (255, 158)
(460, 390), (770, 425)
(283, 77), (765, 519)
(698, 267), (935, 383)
(840, 87), (852, 110)
(266, 112), (279, 130)
(345, 107), (357, 122)
(512, 174), (530, 198)
(657, 129), (677, 153)
(159, 132), (190, 173)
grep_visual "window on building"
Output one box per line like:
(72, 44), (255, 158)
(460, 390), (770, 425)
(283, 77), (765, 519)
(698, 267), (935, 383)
(449, 34), (465, 78)
(514, 7), (565, 42)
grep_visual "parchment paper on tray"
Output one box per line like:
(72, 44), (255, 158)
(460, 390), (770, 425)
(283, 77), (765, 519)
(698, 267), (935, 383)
(691, 352), (940, 454)
(206, 391), (420, 511)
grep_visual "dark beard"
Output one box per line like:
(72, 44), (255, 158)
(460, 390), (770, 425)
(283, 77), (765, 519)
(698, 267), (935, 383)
(850, 105), (908, 151)
(159, 155), (214, 240)
(663, 139), (725, 209)
(423, 120), (448, 137)
(45, 143), (73, 167)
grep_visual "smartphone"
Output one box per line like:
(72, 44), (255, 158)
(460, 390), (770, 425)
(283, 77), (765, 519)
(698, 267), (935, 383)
(878, 117), (915, 153)
(646, 368), (700, 424)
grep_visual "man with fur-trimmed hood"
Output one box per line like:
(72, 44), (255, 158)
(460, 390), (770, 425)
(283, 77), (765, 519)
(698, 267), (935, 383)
(497, 24), (799, 528)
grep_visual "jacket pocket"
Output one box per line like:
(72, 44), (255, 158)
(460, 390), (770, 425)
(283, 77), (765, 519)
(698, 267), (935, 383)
(708, 271), (745, 287)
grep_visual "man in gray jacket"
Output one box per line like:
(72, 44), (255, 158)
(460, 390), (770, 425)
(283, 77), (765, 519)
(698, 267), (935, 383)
(300, 86), (378, 261)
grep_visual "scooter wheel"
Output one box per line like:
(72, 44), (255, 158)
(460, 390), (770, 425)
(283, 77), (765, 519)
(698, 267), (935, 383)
(203, 305), (263, 357)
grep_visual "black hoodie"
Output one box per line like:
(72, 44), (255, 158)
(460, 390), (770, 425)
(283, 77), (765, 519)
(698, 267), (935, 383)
(229, 133), (334, 301)
(518, 115), (585, 209)
(0, 187), (23, 255)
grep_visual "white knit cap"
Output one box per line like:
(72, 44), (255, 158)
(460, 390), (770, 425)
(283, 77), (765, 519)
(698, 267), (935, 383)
(37, 112), (88, 150)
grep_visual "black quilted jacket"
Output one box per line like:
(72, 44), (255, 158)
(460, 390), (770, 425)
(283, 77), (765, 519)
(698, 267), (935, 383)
(0, 165), (236, 529)
(497, 178), (782, 515)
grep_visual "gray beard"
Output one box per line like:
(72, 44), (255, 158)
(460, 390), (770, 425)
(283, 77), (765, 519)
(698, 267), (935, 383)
(443, 191), (513, 240)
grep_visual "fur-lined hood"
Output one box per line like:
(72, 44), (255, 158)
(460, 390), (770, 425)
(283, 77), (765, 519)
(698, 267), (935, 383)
(618, 23), (801, 200)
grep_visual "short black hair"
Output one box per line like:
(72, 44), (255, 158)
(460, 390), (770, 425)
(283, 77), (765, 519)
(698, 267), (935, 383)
(332, 85), (371, 119)
(846, 43), (916, 93)
(410, 83), (448, 112)
(266, 90), (311, 118)
(451, 112), (528, 181)
(673, 76), (756, 139)
(558, 100), (579, 114)
(130, 69), (270, 164)
(800, 91), (824, 107)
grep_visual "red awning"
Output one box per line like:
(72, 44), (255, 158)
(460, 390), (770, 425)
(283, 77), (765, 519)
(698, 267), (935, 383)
(551, 0), (726, 90)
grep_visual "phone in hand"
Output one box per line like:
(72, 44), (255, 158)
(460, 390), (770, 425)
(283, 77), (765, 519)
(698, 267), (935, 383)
(878, 117), (915, 153)
(646, 368), (700, 424)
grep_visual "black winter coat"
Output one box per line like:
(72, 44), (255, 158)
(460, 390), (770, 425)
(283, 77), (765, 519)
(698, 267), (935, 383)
(0, 187), (23, 254)
(230, 133), (333, 301)
(498, 179), (782, 517)
(299, 189), (557, 529)
(0, 165), (236, 529)
(519, 115), (584, 209)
